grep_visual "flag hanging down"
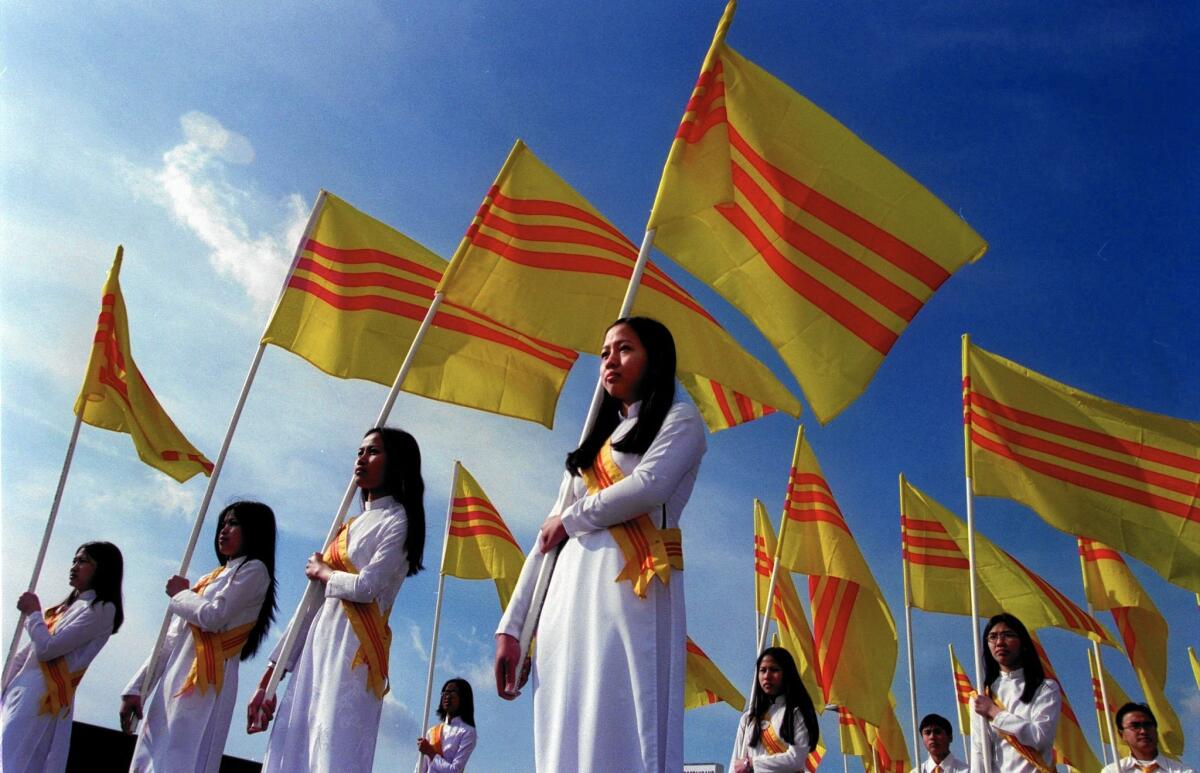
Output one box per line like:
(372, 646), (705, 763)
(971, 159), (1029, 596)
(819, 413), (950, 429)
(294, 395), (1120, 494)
(865, 694), (912, 773)
(838, 706), (874, 761)
(1086, 647), (1132, 759)
(1078, 538), (1184, 757)
(261, 191), (578, 428)
(949, 644), (974, 737)
(440, 463), (525, 610)
(74, 247), (213, 483)
(900, 479), (1115, 646)
(753, 498), (824, 710)
(649, 1), (986, 423)
(682, 636), (745, 711)
(775, 426), (896, 726)
(806, 740), (826, 773)
(1029, 634), (1103, 773)
(964, 338), (1200, 593)
(435, 140), (801, 432)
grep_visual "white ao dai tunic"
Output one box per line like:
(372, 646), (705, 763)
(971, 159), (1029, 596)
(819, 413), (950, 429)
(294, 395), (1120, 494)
(970, 669), (1061, 773)
(730, 696), (812, 773)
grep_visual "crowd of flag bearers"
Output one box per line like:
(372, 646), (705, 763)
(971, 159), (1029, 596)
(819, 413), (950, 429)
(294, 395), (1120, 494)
(3, 1), (1198, 772)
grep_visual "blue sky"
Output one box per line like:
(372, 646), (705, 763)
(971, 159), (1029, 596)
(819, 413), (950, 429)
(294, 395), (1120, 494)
(2, 2), (1196, 770)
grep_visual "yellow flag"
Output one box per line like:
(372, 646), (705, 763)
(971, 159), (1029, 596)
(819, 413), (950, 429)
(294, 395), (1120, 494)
(1078, 539), (1184, 757)
(261, 191), (577, 428)
(964, 338), (1200, 593)
(949, 644), (973, 738)
(776, 426), (896, 726)
(1087, 648), (1132, 759)
(440, 464), (525, 609)
(753, 498), (823, 710)
(900, 479), (1114, 645)
(74, 247), (212, 483)
(435, 140), (801, 432)
(1025, 634), (1102, 773)
(683, 635), (745, 711)
(866, 695), (912, 773)
(649, 2), (986, 423)
(838, 706), (874, 760)
(806, 740), (826, 772)
(1189, 647), (1200, 691)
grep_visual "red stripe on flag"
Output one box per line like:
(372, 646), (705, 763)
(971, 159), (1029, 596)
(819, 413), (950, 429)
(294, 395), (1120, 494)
(1111, 607), (1137, 661)
(1006, 551), (1096, 634)
(490, 189), (634, 249)
(305, 239), (442, 282)
(902, 548), (970, 570)
(296, 256), (434, 300)
(1078, 545), (1125, 564)
(901, 533), (962, 553)
(901, 516), (951, 534)
(708, 380), (738, 427)
(479, 208), (638, 261)
(448, 524), (521, 549)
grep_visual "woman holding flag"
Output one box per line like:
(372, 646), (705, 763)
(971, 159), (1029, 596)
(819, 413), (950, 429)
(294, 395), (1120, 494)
(730, 647), (819, 772)
(971, 613), (1062, 773)
(249, 426), (426, 773)
(120, 501), (277, 772)
(494, 317), (707, 772)
(1, 541), (124, 773)
(417, 677), (477, 772)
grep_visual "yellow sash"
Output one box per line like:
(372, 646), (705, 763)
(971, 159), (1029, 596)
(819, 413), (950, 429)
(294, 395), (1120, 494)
(429, 722), (445, 757)
(37, 604), (87, 717)
(175, 567), (256, 696)
(325, 518), (392, 699)
(581, 439), (683, 598)
(986, 690), (1055, 773)
(761, 721), (789, 754)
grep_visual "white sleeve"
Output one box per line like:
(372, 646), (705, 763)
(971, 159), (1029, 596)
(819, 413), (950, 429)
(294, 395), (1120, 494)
(559, 402), (705, 536)
(168, 561), (269, 631)
(325, 518), (408, 602)
(25, 602), (114, 661)
(752, 708), (809, 773)
(730, 713), (752, 770)
(427, 724), (477, 772)
(991, 679), (1061, 750)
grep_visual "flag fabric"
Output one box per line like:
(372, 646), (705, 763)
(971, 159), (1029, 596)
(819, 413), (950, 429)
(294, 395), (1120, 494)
(434, 140), (802, 432)
(261, 191), (578, 428)
(753, 498), (824, 709)
(649, 2), (986, 423)
(440, 463), (525, 610)
(683, 636), (745, 711)
(964, 338), (1200, 593)
(866, 695), (912, 773)
(1189, 646), (1200, 691)
(838, 706), (874, 760)
(900, 479), (1114, 646)
(949, 644), (974, 737)
(806, 740), (826, 773)
(776, 426), (896, 725)
(1029, 634), (1103, 773)
(1078, 538), (1184, 757)
(74, 247), (213, 483)
(1087, 647), (1132, 759)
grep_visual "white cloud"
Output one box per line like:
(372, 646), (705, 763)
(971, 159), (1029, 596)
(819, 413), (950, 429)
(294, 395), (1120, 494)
(129, 111), (308, 310)
(147, 473), (201, 521)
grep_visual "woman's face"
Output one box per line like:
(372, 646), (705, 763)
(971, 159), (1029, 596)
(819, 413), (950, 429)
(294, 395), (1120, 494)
(986, 622), (1023, 671)
(440, 682), (462, 717)
(355, 432), (388, 493)
(218, 511), (244, 558)
(69, 549), (97, 592)
(758, 654), (784, 697)
(600, 324), (648, 407)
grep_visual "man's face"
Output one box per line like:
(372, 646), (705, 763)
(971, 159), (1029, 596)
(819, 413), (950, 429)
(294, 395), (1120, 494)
(1119, 711), (1158, 760)
(922, 725), (951, 761)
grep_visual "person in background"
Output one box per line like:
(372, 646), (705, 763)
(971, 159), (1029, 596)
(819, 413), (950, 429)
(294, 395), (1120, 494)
(1100, 702), (1193, 773)
(730, 646), (819, 773)
(417, 677), (477, 772)
(910, 713), (967, 773)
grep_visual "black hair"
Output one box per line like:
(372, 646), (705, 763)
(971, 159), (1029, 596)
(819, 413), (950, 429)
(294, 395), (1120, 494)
(566, 317), (677, 475)
(1115, 702), (1156, 732)
(362, 427), (426, 576)
(51, 541), (125, 634)
(436, 677), (476, 727)
(982, 613), (1045, 704)
(920, 713), (953, 740)
(213, 501), (277, 660)
(746, 647), (819, 751)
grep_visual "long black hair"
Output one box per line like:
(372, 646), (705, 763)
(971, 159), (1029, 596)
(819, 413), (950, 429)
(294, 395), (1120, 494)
(213, 501), (277, 660)
(982, 613), (1046, 703)
(566, 317), (677, 475)
(436, 677), (476, 727)
(746, 646), (819, 750)
(362, 426), (426, 576)
(52, 541), (124, 634)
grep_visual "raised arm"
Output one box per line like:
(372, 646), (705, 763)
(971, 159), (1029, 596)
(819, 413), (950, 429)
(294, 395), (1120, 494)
(168, 561), (269, 631)
(27, 601), (114, 661)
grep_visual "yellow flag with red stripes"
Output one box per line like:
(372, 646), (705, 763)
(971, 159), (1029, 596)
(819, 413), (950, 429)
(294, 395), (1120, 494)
(964, 338), (1200, 593)
(806, 740), (826, 773)
(866, 695), (912, 773)
(949, 644), (974, 737)
(1029, 634), (1103, 773)
(441, 463), (525, 610)
(435, 140), (801, 433)
(838, 706), (874, 760)
(261, 191), (578, 428)
(683, 635), (745, 711)
(649, 2), (986, 423)
(900, 478), (1115, 646)
(1078, 538), (1184, 757)
(775, 425), (896, 726)
(1189, 647), (1200, 691)
(753, 498), (823, 710)
(1086, 647), (1132, 759)
(74, 247), (213, 482)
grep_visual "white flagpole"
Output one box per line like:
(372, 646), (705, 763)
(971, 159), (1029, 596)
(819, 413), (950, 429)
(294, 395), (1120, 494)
(3, 411), (83, 680)
(949, 644), (969, 763)
(1089, 636), (1119, 765)
(900, 474), (921, 771)
(414, 462), (459, 773)
(128, 190), (328, 732)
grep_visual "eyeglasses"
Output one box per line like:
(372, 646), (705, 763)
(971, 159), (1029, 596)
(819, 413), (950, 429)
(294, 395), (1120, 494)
(1122, 721), (1157, 731)
(986, 631), (1019, 643)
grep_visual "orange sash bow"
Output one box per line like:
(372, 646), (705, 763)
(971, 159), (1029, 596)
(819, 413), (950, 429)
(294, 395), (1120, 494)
(325, 518), (392, 699)
(175, 566), (256, 696)
(429, 722), (445, 757)
(581, 439), (683, 598)
(985, 691), (1055, 773)
(37, 605), (87, 717)
(761, 721), (790, 754)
